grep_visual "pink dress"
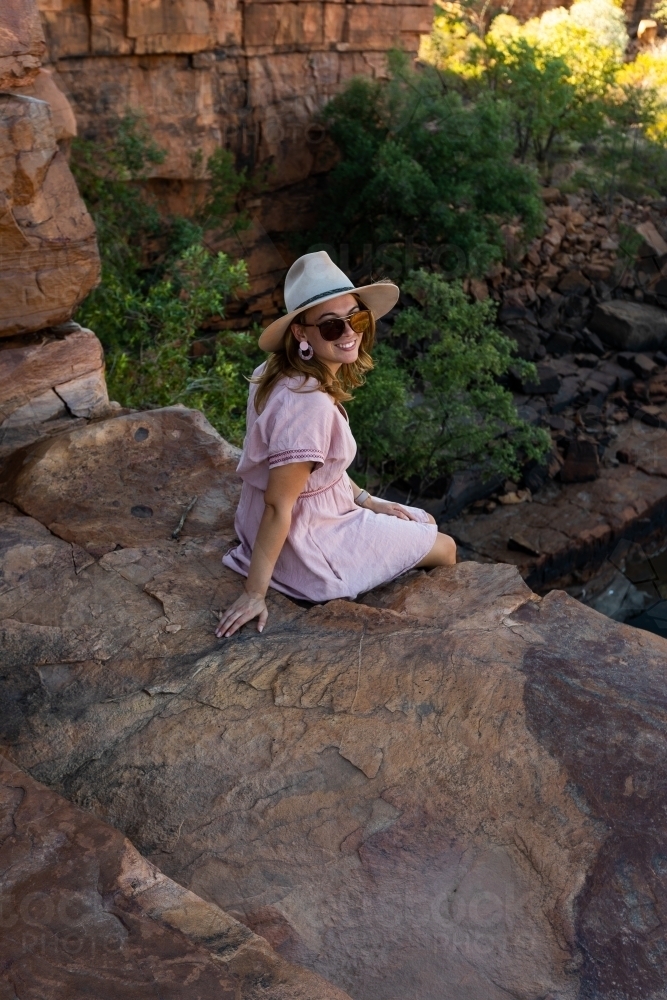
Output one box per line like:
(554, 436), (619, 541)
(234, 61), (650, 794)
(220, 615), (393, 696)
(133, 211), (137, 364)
(222, 368), (437, 602)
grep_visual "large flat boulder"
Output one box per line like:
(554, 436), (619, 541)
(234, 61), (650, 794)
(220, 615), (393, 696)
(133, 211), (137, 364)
(2, 410), (667, 999)
(0, 406), (241, 556)
(0, 752), (351, 1000)
(590, 300), (667, 351)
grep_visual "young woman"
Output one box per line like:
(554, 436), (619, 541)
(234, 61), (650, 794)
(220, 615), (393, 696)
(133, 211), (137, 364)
(217, 251), (456, 638)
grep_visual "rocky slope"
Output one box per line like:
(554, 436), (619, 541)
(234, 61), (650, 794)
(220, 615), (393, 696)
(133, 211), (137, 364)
(2, 402), (667, 1000)
(1, 0), (100, 338)
(409, 189), (667, 630)
(3, 6), (667, 995)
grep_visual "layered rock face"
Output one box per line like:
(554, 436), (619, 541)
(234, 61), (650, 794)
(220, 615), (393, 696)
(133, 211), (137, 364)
(39, 0), (433, 191)
(0, 0), (106, 453)
(0, 0), (100, 338)
(0, 0), (45, 89)
(0, 323), (112, 458)
(2, 401), (667, 999)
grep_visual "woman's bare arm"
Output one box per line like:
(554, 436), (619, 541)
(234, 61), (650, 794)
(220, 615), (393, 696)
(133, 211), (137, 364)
(216, 461), (313, 638)
(347, 475), (418, 522)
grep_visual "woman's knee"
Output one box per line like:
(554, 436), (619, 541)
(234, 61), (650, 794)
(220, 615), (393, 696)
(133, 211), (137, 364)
(438, 532), (456, 565)
(417, 531), (456, 568)
(426, 513), (436, 525)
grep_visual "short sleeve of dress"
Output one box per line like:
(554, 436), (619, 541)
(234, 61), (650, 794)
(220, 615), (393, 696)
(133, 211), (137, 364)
(264, 383), (335, 472)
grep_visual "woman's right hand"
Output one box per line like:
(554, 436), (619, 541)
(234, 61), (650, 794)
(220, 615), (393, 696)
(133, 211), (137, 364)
(215, 587), (268, 638)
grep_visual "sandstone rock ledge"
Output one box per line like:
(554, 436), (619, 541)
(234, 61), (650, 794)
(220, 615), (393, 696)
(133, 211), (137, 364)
(2, 405), (667, 1000)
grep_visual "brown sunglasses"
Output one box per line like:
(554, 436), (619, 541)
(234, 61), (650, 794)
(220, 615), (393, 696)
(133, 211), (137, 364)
(301, 309), (372, 342)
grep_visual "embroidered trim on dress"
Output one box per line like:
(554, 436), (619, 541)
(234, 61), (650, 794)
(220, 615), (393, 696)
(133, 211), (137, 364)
(299, 474), (344, 498)
(269, 448), (325, 467)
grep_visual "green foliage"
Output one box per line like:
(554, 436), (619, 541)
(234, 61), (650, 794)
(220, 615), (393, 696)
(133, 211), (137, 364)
(73, 113), (261, 444)
(71, 113), (165, 342)
(427, 0), (632, 164)
(346, 343), (412, 488)
(305, 52), (543, 278)
(348, 270), (550, 496)
(193, 146), (248, 230)
(106, 246), (261, 445)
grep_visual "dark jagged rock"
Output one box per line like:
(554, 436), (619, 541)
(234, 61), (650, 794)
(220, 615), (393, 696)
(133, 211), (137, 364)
(560, 437), (601, 483)
(590, 300), (667, 352)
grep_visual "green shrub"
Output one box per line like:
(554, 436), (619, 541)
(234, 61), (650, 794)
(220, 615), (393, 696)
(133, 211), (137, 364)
(75, 115), (548, 492)
(104, 245), (262, 446)
(72, 113), (262, 445)
(348, 270), (551, 496)
(305, 52), (543, 278)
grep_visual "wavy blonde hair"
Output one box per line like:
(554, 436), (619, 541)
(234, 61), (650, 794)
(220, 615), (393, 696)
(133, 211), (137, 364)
(252, 295), (376, 414)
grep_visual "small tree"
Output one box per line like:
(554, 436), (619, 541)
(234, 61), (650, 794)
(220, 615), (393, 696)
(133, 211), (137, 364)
(305, 52), (543, 278)
(106, 246), (258, 445)
(427, 0), (629, 165)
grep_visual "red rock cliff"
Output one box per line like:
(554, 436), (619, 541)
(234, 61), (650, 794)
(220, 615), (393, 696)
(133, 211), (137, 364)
(37, 0), (434, 198)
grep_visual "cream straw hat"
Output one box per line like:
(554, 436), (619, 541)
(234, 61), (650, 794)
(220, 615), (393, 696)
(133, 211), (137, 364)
(258, 251), (399, 352)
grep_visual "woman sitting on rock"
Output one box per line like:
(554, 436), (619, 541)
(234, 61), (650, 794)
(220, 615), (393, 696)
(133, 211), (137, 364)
(217, 251), (456, 638)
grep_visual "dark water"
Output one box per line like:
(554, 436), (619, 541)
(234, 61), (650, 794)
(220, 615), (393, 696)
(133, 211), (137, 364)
(567, 537), (667, 640)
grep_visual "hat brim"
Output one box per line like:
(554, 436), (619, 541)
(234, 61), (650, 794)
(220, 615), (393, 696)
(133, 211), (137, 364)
(257, 281), (400, 352)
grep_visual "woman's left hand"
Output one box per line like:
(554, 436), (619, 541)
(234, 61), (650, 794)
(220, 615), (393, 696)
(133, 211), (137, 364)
(367, 497), (419, 521)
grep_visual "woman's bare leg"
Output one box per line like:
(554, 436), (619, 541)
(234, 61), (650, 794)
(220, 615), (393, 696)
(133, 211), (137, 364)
(416, 529), (457, 568)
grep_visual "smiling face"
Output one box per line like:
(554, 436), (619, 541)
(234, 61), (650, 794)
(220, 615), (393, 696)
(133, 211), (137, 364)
(290, 293), (363, 373)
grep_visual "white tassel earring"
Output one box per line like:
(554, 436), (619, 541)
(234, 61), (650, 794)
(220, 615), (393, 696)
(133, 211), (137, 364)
(299, 340), (314, 361)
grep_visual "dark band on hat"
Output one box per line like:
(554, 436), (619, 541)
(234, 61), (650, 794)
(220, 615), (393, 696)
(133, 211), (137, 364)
(295, 285), (355, 310)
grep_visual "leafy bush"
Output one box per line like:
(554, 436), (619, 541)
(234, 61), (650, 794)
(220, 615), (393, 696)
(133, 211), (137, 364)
(427, 1), (629, 155)
(72, 113), (262, 445)
(423, 0), (667, 197)
(305, 52), (544, 279)
(348, 270), (551, 497)
(73, 115), (548, 492)
(617, 45), (667, 143)
(71, 111), (166, 348)
(104, 246), (261, 445)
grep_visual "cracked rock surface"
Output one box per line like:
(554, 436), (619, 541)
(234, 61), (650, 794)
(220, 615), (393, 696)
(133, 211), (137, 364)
(0, 753), (352, 1000)
(1, 406), (667, 999)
